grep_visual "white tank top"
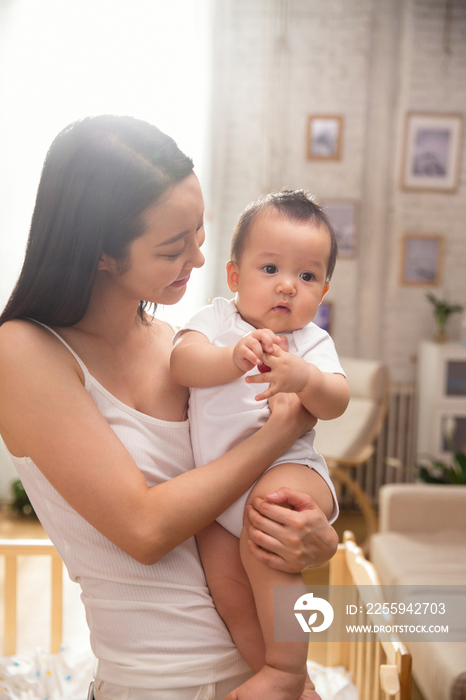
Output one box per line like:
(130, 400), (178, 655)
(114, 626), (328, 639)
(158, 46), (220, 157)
(9, 323), (248, 689)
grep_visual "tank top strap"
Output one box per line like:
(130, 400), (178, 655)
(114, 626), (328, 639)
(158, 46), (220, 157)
(165, 320), (179, 336)
(30, 320), (90, 377)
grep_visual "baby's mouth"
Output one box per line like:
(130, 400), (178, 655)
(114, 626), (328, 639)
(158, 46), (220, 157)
(272, 304), (290, 314)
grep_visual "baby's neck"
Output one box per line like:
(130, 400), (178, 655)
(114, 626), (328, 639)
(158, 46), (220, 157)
(237, 313), (303, 335)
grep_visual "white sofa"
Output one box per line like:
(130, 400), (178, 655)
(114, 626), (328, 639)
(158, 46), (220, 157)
(370, 484), (466, 700)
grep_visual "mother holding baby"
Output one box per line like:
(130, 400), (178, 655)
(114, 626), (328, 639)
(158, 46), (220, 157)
(0, 116), (337, 700)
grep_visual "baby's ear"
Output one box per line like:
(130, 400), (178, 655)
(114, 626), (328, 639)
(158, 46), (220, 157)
(319, 283), (330, 304)
(226, 260), (240, 292)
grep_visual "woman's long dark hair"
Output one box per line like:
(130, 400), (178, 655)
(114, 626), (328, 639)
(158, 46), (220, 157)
(0, 115), (194, 326)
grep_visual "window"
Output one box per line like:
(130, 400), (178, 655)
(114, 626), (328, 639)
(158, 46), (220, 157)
(0, 0), (212, 324)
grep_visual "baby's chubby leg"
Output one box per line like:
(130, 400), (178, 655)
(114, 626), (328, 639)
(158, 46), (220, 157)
(196, 521), (266, 672)
(229, 464), (333, 700)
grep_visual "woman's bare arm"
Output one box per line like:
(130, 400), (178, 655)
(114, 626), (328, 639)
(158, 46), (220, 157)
(0, 320), (314, 566)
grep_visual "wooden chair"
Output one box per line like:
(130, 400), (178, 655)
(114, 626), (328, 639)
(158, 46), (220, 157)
(0, 538), (63, 655)
(308, 530), (412, 700)
(313, 356), (391, 549)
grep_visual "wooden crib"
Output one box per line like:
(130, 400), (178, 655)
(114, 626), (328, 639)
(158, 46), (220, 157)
(0, 538), (63, 655)
(0, 532), (411, 699)
(307, 530), (412, 700)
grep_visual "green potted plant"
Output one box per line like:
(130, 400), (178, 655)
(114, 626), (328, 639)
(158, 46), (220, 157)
(417, 417), (466, 484)
(426, 292), (462, 342)
(417, 451), (466, 484)
(10, 478), (36, 517)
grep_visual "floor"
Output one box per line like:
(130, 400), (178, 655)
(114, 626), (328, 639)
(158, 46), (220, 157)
(0, 506), (426, 699)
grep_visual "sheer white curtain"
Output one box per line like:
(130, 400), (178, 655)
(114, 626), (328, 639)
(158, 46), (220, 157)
(0, 0), (213, 325)
(0, 0), (213, 499)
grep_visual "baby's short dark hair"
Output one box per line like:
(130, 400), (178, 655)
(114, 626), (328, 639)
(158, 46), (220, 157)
(230, 189), (338, 281)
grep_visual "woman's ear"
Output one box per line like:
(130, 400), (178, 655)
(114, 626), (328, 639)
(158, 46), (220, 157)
(319, 283), (330, 304)
(98, 253), (117, 273)
(226, 260), (240, 292)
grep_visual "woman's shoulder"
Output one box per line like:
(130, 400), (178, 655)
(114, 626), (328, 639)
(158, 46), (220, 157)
(0, 318), (56, 347)
(0, 319), (82, 377)
(146, 314), (178, 340)
(0, 317), (47, 350)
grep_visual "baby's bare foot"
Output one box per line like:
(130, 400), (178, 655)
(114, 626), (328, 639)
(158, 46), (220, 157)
(223, 663), (319, 700)
(300, 673), (322, 699)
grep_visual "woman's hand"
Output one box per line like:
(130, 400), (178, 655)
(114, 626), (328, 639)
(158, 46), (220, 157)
(244, 488), (338, 573)
(267, 392), (317, 444)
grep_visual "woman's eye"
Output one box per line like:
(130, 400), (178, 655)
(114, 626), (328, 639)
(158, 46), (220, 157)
(263, 265), (277, 274)
(196, 224), (205, 246)
(164, 251), (183, 260)
(300, 272), (315, 282)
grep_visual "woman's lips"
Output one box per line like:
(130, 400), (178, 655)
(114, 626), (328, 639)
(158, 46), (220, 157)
(171, 274), (191, 288)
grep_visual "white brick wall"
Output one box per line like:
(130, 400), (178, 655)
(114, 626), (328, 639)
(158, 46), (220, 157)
(207, 0), (466, 382)
(386, 0), (466, 380)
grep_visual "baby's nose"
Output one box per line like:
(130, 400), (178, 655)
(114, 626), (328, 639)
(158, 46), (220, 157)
(276, 277), (296, 295)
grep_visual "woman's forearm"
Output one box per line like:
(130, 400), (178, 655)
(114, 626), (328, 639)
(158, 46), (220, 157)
(132, 410), (305, 564)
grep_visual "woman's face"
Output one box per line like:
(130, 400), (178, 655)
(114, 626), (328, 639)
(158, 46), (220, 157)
(100, 173), (205, 306)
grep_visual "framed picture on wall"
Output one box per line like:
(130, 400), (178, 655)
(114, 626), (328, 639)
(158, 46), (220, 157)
(401, 113), (464, 192)
(400, 233), (444, 286)
(434, 411), (466, 459)
(321, 200), (358, 258)
(314, 301), (333, 334)
(306, 115), (343, 160)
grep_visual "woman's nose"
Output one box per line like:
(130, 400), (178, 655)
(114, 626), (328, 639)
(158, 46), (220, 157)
(193, 247), (205, 268)
(189, 238), (205, 269)
(186, 229), (206, 269)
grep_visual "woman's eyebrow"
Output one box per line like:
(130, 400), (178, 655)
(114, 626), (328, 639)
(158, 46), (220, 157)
(155, 231), (188, 247)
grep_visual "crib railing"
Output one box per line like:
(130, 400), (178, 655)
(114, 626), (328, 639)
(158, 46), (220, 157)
(0, 538), (63, 655)
(308, 531), (412, 700)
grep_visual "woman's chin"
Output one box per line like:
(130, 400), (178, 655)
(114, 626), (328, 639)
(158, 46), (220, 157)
(156, 286), (188, 306)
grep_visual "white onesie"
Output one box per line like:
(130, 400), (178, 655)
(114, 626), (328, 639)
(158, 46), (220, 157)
(175, 297), (343, 537)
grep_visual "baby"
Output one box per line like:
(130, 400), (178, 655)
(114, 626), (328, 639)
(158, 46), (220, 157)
(171, 190), (350, 700)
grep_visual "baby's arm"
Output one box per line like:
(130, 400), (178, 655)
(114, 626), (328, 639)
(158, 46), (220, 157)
(246, 344), (350, 420)
(171, 328), (281, 388)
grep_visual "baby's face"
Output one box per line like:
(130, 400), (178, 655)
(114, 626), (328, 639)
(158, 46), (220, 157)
(227, 209), (330, 334)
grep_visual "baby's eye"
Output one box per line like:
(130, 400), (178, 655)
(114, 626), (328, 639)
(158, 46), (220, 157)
(300, 271), (315, 282)
(263, 264), (277, 274)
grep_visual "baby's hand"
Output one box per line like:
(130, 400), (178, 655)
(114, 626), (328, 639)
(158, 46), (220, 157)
(246, 342), (309, 401)
(232, 329), (281, 373)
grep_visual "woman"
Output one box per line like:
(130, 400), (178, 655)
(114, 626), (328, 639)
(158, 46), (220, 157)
(0, 116), (337, 700)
